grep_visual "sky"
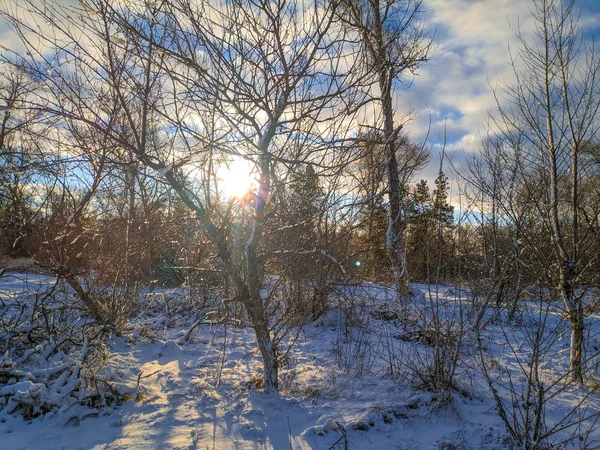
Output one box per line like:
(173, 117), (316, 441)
(1, 0), (600, 197)
(403, 0), (600, 188)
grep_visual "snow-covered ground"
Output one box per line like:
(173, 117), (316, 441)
(1, 272), (599, 449)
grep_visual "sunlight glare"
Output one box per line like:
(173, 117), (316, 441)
(217, 158), (255, 199)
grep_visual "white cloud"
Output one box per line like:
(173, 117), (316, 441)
(398, 0), (600, 189)
(2, 0), (599, 193)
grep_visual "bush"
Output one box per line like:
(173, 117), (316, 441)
(0, 276), (130, 422)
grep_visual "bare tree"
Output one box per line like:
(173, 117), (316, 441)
(491, 0), (600, 382)
(0, 0), (365, 390)
(0, 68), (46, 258)
(462, 135), (529, 319)
(339, 0), (431, 308)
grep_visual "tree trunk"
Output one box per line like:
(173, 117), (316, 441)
(246, 243), (278, 391)
(381, 68), (411, 311)
(244, 148), (278, 391)
(64, 274), (104, 324)
(569, 309), (584, 383)
(557, 261), (585, 384)
(562, 264), (584, 383)
(248, 299), (278, 391)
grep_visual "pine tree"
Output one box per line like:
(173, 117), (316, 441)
(433, 170), (454, 227)
(288, 164), (321, 250)
(431, 169), (454, 282)
(357, 196), (390, 280)
(405, 180), (432, 281)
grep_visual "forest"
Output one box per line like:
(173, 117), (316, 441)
(1, 0), (600, 448)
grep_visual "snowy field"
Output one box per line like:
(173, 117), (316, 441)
(1, 272), (600, 449)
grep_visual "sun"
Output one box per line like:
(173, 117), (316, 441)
(217, 158), (255, 199)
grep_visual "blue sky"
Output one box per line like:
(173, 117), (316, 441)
(400, 0), (600, 190)
(2, 0), (599, 196)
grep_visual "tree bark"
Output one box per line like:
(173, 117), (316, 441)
(569, 309), (584, 383)
(562, 263), (584, 383)
(245, 288), (279, 391)
(381, 66), (411, 308)
(63, 273), (104, 324)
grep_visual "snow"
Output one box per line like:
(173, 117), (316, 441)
(0, 272), (56, 298)
(0, 273), (599, 449)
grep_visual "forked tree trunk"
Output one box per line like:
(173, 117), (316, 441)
(341, 0), (429, 317)
(243, 144), (279, 391)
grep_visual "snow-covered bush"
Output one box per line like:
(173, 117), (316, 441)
(398, 289), (470, 396)
(0, 278), (130, 421)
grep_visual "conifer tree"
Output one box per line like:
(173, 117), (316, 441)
(433, 170), (454, 227)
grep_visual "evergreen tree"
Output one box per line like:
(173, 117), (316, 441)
(287, 164), (321, 250)
(404, 173), (454, 282)
(405, 180), (432, 281)
(433, 170), (454, 227)
(356, 196), (390, 281)
(265, 164), (323, 276)
(431, 169), (454, 282)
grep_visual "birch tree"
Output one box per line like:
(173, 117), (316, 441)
(492, 0), (600, 382)
(340, 0), (431, 308)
